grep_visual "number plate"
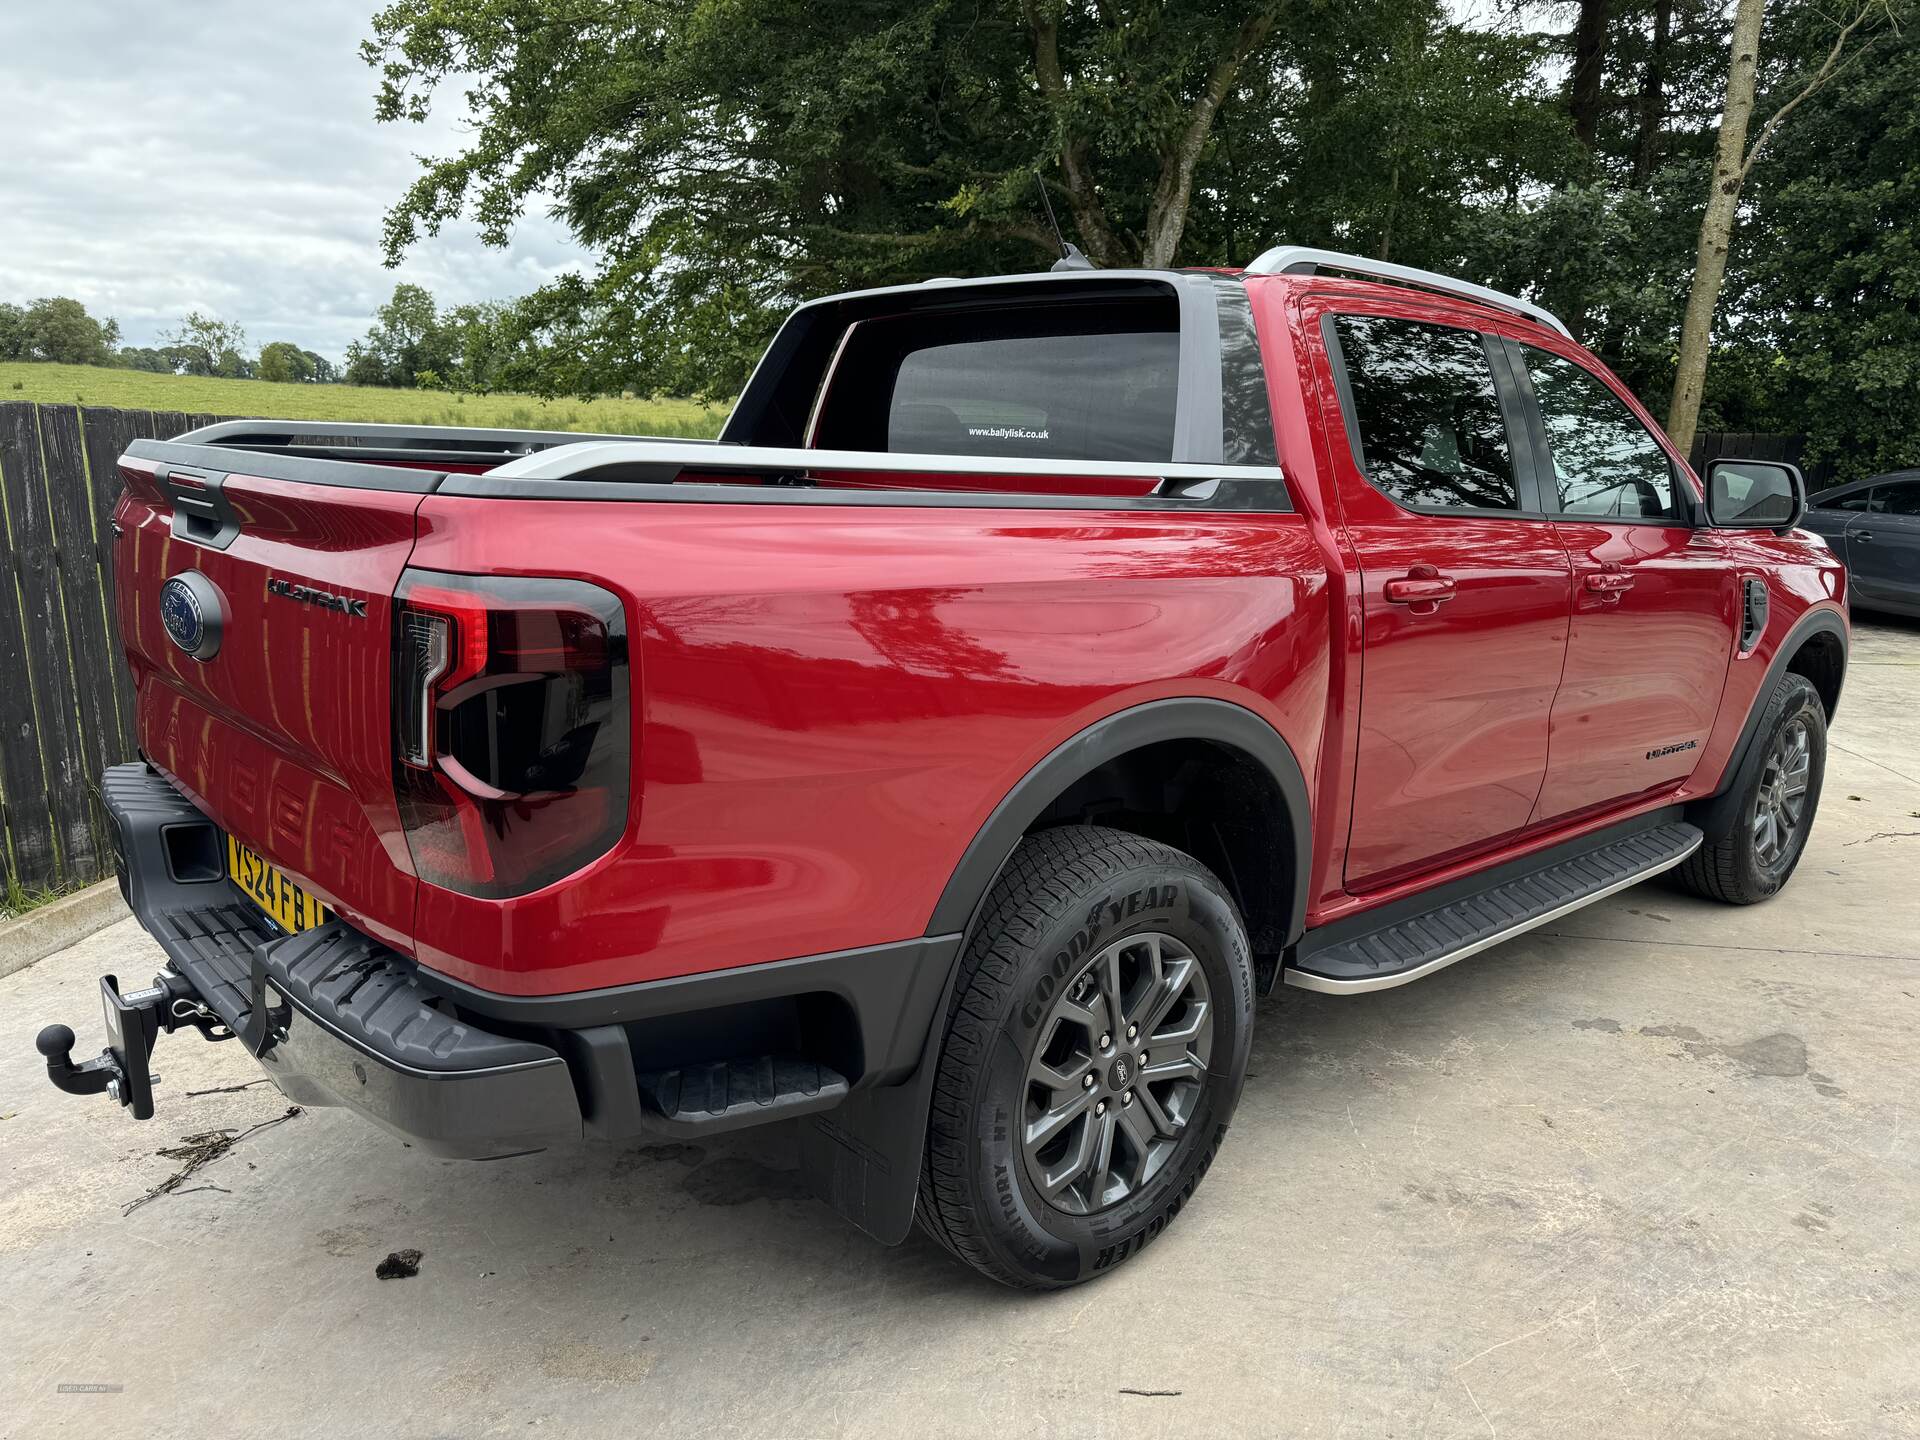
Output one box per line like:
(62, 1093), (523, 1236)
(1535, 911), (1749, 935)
(227, 835), (329, 935)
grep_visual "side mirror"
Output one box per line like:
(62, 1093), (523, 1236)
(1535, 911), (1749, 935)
(1704, 458), (1805, 531)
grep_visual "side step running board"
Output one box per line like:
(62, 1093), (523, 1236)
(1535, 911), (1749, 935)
(1287, 820), (1703, 994)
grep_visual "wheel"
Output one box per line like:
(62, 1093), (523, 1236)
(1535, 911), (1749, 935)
(917, 825), (1255, 1289)
(1675, 672), (1827, 904)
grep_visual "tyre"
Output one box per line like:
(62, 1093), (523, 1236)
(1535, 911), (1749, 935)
(917, 825), (1255, 1289)
(1675, 672), (1827, 904)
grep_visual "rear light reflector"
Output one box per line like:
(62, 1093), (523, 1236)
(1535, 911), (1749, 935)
(392, 570), (629, 897)
(397, 611), (452, 768)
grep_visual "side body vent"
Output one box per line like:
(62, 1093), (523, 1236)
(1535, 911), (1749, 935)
(1741, 577), (1770, 655)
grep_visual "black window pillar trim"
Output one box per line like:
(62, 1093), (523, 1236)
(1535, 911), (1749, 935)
(1484, 334), (1554, 516)
(1211, 277), (1280, 468)
(1317, 312), (1368, 483)
(1494, 337), (1559, 517)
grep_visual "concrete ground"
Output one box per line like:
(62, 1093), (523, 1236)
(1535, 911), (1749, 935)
(3, 618), (1917, 1440)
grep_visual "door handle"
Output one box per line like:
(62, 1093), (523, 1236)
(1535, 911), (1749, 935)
(1383, 567), (1457, 606)
(1854, 530), (1874, 543)
(1583, 571), (1636, 595)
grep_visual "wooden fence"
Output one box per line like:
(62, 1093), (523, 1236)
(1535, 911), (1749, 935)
(0, 403), (234, 897)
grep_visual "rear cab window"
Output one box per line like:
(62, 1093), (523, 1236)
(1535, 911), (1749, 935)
(810, 299), (1182, 462)
(721, 273), (1280, 497)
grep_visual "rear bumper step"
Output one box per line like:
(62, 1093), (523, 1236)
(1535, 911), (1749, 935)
(1286, 818), (1703, 994)
(637, 1055), (849, 1136)
(91, 762), (581, 1158)
(170, 911), (582, 1158)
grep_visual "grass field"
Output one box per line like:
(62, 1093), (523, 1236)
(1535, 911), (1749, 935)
(0, 362), (730, 437)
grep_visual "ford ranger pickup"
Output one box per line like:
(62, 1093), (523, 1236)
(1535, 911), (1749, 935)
(37, 247), (1848, 1288)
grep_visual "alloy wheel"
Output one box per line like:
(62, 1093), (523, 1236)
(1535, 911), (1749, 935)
(1752, 717), (1811, 868)
(1021, 931), (1214, 1215)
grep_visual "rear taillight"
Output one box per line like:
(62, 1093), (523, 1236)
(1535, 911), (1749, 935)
(392, 569), (629, 898)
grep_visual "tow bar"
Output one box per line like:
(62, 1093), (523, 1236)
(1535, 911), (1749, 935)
(37, 971), (233, 1120)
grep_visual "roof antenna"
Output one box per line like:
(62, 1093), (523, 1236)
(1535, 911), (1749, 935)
(1034, 170), (1094, 272)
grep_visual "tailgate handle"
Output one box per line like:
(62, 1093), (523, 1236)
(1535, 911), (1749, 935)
(157, 465), (242, 549)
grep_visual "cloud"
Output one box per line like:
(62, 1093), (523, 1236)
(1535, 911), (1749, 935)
(0, 0), (592, 360)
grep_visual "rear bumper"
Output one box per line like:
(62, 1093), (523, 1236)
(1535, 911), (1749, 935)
(103, 763), (581, 1158)
(98, 762), (955, 1157)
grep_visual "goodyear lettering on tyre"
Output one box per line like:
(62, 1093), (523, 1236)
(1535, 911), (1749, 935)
(1018, 883), (1181, 1030)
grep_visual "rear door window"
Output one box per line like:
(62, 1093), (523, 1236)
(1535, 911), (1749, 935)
(1330, 313), (1520, 511)
(1881, 482), (1920, 517)
(810, 298), (1180, 463)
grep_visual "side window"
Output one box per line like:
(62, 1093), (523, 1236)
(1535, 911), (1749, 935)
(1524, 348), (1677, 520)
(1881, 483), (1920, 517)
(1331, 314), (1519, 511)
(1826, 489), (1872, 512)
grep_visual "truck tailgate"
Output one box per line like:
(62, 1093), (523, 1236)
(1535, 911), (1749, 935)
(114, 452), (430, 951)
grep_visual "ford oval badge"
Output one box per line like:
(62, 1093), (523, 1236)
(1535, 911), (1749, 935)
(160, 571), (224, 660)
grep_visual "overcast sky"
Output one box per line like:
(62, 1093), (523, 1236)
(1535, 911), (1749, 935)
(0, 1), (591, 360)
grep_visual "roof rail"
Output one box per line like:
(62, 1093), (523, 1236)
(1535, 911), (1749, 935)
(1243, 245), (1571, 338)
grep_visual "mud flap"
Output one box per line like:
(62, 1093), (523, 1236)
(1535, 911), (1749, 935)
(796, 955), (964, 1246)
(797, 1066), (939, 1246)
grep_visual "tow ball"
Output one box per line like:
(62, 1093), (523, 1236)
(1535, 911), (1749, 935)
(36, 972), (228, 1120)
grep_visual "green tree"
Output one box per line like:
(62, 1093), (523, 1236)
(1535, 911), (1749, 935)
(364, 0), (1442, 396)
(439, 301), (512, 391)
(1666, 0), (1891, 453)
(346, 0), (1918, 482)
(1454, 183), (1688, 377)
(256, 341), (315, 384)
(344, 282), (452, 387)
(1244, 6), (1577, 272)
(164, 312), (251, 377)
(0, 302), (25, 361)
(19, 297), (120, 365)
(112, 346), (176, 373)
(1733, 1), (1920, 480)
(341, 339), (383, 387)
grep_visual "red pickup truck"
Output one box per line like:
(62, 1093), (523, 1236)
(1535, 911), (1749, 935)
(38, 249), (1848, 1289)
